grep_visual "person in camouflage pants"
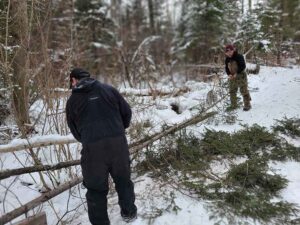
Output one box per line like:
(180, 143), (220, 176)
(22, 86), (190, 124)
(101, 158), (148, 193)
(225, 44), (251, 111)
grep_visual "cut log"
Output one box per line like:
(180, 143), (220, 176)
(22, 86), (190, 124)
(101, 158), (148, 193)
(13, 212), (47, 225)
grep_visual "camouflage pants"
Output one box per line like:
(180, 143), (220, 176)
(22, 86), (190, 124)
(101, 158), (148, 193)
(229, 71), (251, 108)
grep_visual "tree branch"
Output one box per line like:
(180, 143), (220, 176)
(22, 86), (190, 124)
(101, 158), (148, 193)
(0, 160), (81, 180)
(0, 177), (83, 225)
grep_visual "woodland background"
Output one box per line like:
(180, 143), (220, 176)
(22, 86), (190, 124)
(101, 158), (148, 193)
(0, 1), (300, 225)
(0, 0), (299, 135)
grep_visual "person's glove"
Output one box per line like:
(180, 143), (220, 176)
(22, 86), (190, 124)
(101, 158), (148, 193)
(229, 74), (237, 80)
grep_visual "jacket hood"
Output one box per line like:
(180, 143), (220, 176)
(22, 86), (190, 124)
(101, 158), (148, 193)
(72, 77), (97, 93)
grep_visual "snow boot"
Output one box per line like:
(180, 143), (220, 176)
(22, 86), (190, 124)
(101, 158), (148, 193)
(243, 102), (251, 111)
(243, 94), (251, 111)
(121, 207), (137, 223)
(243, 105), (251, 111)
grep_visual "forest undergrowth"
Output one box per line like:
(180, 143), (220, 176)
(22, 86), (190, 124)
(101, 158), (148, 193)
(136, 118), (300, 225)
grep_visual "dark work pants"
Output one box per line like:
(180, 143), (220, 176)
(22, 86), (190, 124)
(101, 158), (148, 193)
(81, 136), (136, 225)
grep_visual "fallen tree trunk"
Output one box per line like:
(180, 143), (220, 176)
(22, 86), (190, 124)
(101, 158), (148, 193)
(0, 112), (216, 181)
(0, 160), (81, 180)
(173, 64), (223, 69)
(129, 111), (217, 154)
(0, 177), (83, 225)
(0, 110), (217, 223)
(50, 83), (191, 97)
(121, 86), (190, 97)
(0, 135), (77, 154)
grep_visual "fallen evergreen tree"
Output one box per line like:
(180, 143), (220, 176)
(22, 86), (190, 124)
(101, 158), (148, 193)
(137, 120), (300, 224)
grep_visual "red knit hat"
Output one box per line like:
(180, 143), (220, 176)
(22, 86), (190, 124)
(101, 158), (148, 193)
(225, 44), (235, 52)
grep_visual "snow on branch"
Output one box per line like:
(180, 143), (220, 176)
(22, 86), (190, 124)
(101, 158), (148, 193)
(131, 35), (161, 64)
(0, 134), (77, 154)
(120, 86), (190, 97)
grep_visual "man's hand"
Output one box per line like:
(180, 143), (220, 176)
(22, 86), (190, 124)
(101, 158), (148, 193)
(229, 74), (237, 80)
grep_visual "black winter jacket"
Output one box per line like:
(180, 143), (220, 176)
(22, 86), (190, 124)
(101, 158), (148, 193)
(66, 78), (132, 144)
(225, 52), (246, 76)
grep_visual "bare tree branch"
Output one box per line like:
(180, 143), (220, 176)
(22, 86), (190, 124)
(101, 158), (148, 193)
(0, 160), (80, 180)
(0, 177), (83, 225)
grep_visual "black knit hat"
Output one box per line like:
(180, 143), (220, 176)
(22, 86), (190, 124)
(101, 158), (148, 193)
(70, 68), (90, 79)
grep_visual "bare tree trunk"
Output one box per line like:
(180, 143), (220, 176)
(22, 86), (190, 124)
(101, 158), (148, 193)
(10, 0), (32, 136)
(241, 0), (244, 14)
(248, 0), (252, 13)
(133, 0), (143, 38)
(119, 49), (134, 88)
(276, 0), (286, 65)
(9, 0), (51, 192)
(111, 0), (121, 25)
(148, 0), (155, 34)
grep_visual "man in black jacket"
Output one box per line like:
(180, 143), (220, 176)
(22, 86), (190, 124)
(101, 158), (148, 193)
(66, 68), (137, 225)
(225, 44), (251, 111)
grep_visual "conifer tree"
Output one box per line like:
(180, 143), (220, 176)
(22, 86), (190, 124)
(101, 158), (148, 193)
(174, 0), (240, 63)
(255, 0), (300, 64)
(74, 0), (116, 77)
(238, 11), (263, 54)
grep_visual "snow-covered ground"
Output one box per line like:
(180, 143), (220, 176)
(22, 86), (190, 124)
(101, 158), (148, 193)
(0, 65), (299, 225)
(118, 65), (300, 225)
